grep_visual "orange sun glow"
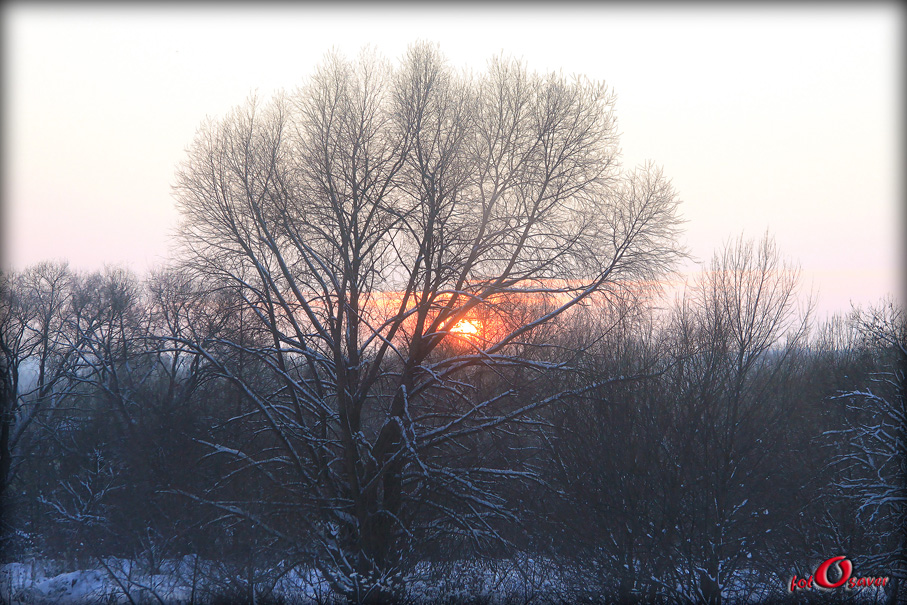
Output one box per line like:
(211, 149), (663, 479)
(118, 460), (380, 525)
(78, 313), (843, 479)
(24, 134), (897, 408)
(450, 319), (481, 337)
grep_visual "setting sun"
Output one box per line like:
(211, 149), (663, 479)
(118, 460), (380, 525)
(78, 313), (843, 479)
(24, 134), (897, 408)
(451, 319), (481, 337)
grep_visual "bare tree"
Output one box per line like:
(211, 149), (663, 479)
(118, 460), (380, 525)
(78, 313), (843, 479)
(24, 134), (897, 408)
(540, 294), (677, 602)
(172, 43), (683, 602)
(0, 262), (76, 549)
(826, 299), (906, 604)
(539, 234), (814, 603)
(658, 233), (810, 604)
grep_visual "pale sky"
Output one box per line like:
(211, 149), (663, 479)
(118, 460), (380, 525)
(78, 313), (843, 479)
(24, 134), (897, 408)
(3, 4), (902, 319)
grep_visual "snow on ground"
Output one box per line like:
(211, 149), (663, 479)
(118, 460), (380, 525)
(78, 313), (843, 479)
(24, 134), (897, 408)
(2, 560), (184, 604)
(7, 555), (891, 604)
(1, 556), (337, 604)
(25, 569), (114, 604)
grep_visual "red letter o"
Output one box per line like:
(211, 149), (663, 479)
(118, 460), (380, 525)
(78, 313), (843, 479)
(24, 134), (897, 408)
(815, 556), (852, 589)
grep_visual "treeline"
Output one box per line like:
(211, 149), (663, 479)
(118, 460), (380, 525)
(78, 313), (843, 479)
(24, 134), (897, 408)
(1, 238), (903, 603)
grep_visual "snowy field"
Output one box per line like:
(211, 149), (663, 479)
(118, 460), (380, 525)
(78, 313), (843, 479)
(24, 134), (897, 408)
(2, 557), (895, 604)
(2, 556), (572, 604)
(2, 557), (329, 605)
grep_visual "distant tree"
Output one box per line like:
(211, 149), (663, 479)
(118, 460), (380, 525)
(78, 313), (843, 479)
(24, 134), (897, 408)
(540, 294), (674, 602)
(33, 267), (237, 570)
(0, 262), (76, 553)
(827, 300), (906, 604)
(664, 234), (811, 604)
(172, 43), (684, 602)
(31, 267), (150, 563)
(543, 234), (814, 603)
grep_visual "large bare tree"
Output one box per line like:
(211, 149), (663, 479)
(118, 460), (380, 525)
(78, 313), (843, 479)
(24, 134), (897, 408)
(172, 43), (683, 602)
